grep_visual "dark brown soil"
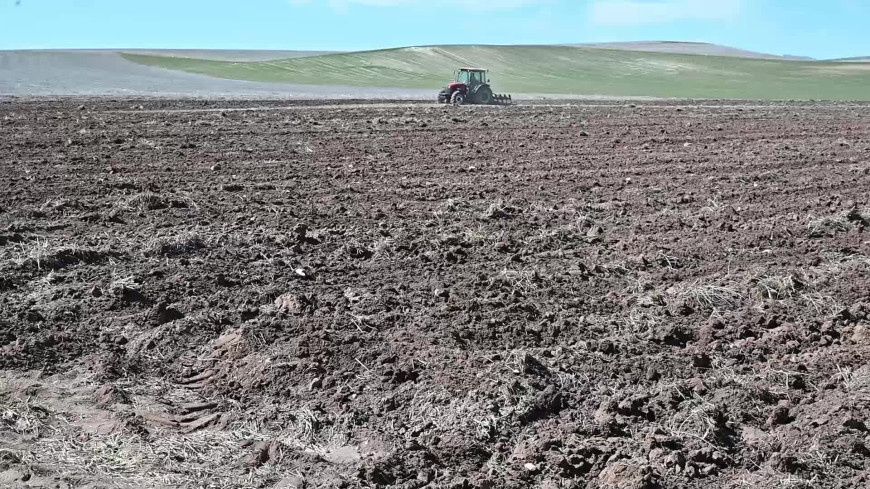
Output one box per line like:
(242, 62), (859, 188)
(1, 99), (870, 489)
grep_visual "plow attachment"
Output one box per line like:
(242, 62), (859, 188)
(492, 94), (513, 105)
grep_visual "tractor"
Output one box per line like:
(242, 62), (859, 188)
(437, 68), (512, 106)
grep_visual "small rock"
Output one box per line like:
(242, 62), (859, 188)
(523, 462), (539, 473)
(210, 163), (221, 171)
(852, 324), (870, 344)
(594, 401), (616, 428)
(687, 377), (708, 395)
(648, 448), (666, 463)
(274, 294), (306, 314)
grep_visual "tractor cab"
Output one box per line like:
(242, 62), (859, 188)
(454, 68), (488, 88)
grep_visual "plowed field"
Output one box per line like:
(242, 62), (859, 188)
(2, 99), (870, 489)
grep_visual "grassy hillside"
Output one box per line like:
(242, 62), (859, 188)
(564, 41), (790, 60)
(123, 45), (870, 100)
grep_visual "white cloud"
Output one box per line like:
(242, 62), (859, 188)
(591, 0), (743, 26)
(290, 0), (549, 12)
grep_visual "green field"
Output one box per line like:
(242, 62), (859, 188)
(123, 45), (870, 100)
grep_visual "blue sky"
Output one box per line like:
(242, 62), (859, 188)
(1, 0), (868, 59)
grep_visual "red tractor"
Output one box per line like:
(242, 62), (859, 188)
(437, 68), (512, 106)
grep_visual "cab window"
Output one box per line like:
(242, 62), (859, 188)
(456, 71), (469, 84)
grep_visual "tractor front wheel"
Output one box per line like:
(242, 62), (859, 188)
(451, 92), (466, 106)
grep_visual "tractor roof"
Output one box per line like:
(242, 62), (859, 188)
(459, 67), (487, 72)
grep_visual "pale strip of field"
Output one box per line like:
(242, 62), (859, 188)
(563, 41), (809, 60)
(0, 50), (428, 98)
(118, 49), (340, 61)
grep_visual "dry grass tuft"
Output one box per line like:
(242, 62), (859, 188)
(660, 393), (722, 444)
(461, 226), (504, 245)
(748, 268), (842, 315)
(806, 216), (850, 238)
(798, 291), (842, 315)
(120, 192), (168, 212)
(27, 426), (286, 488)
(146, 232), (207, 257)
(3, 389), (296, 488)
(116, 192), (198, 214)
(678, 281), (743, 311)
(278, 408), (352, 456)
(40, 198), (86, 214)
(0, 394), (49, 437)
(371, 237), (396, 259)
(836, 365), (870, 392)
(15, 238), (110, 270)
(532, 216), (595, 245)
(406, 386), (504, 442)
(481, 200), (520, 220)
(496, 269), (542, 294)
(753, 273), (803, 300)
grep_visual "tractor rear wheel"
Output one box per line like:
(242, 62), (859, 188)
(451, 92), (466, 106)
(477, 87), (493, 105)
